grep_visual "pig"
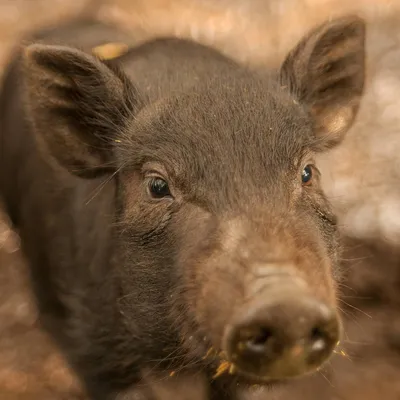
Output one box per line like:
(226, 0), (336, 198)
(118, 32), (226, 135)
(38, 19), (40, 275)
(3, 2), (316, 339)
(0, 14), (366, 400)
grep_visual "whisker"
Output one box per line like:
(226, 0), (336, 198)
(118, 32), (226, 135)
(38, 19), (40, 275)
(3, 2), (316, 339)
(338, 299), (372, 319)
(85, 172), (118, 206)
(318, 370), (334, 387)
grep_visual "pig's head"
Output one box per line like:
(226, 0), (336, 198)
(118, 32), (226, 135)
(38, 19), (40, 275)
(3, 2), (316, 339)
(21, 16), (365, 385)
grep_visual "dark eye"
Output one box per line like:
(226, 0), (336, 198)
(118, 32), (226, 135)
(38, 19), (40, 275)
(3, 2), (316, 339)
(301, 165), (313, 186)
(148, 177), (171, 199)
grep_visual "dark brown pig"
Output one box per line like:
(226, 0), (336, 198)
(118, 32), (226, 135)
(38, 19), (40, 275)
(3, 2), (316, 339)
(0, 15), (366, 400)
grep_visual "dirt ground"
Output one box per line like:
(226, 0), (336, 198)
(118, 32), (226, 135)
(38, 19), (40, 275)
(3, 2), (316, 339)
(1, 0), (400, 399)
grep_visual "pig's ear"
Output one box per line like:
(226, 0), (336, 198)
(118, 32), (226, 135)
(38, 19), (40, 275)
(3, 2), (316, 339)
(22, 44), (141, 178)
(280, 15), (366, 150)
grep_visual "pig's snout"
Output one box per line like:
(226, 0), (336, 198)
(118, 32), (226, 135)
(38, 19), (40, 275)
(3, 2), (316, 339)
(222, 286), (340, 381)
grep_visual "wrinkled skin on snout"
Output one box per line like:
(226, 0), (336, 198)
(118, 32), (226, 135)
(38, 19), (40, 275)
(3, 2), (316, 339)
(0, 15), (365, 400)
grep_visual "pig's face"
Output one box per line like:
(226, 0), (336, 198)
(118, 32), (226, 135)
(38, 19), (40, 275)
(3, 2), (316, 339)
(115, 76), (343, 382)
(21, 16), (365, 384)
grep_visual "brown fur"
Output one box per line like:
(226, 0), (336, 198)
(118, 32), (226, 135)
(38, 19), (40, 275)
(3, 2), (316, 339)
(3, 1), (400, 400)
(0, 13), (365, 400)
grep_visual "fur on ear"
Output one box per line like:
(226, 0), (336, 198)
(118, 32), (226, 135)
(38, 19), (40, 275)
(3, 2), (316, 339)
(280, 15), (366, 150)
(22, 44), (142, 178)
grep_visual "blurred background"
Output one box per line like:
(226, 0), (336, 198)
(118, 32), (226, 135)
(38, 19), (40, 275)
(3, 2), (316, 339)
(1, 0), (400, 399)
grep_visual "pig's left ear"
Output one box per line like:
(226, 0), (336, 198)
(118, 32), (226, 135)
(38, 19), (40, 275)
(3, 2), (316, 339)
(22, 44), (141, 178)
(280, 15), (366, 150)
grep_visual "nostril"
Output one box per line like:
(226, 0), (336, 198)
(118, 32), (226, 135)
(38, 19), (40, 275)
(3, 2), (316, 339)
(311, 325), (326, 342)
(305, 322), (337, 366)
(245, 327), (273, 354)
(309, 326), (329, 352)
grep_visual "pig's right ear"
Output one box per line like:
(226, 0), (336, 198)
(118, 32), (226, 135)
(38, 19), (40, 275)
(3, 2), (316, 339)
(22, 44), (141, 178)
(280, 15), (366, 151)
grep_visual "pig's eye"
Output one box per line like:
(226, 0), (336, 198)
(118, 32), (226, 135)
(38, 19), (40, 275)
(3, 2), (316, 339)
(301, 165), (313, 186)
(148, 177), (172, 199)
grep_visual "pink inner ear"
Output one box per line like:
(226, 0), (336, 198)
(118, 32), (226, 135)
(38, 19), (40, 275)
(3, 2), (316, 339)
(310, 103), (357, 151)
(281, 17), (365, 151)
